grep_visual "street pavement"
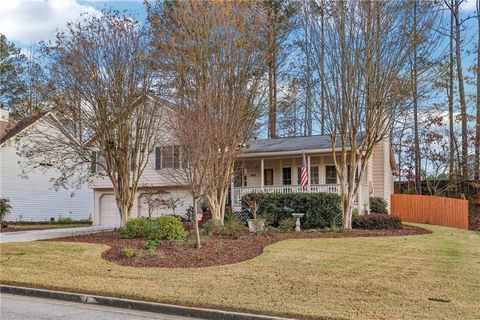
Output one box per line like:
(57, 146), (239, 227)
(0, 293), (200, 320)
(0, 226), (115, 243)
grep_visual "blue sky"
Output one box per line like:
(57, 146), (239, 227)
(0, 0), (147, 48)
(0, 0), (478, 105)
(1, 1), (477, 63)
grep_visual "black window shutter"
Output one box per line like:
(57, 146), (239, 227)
(91, 151), (97, 173)
(155, 147), (161, 170)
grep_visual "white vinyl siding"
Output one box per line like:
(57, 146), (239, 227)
(371, 139), (394, 208)
(0, 120), (93, 222)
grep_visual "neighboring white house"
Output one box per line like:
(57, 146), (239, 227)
(0, 110), (93, 222)
(91, 129), (397, 227)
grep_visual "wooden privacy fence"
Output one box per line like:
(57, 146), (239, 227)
(391, 194), (469, 229)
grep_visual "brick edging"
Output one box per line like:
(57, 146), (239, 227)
(0, 284), (295, 320)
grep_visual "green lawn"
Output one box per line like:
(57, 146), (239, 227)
(6, 223), (91, 230)
(1, 224), (479, 320)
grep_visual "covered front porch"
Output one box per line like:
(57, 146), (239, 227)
(230, 154), (369, 212)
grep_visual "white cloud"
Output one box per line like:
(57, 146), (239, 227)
(0, 0), (101, 44)
(460, 0), (478, 12)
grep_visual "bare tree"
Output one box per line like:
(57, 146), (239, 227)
(448, 0), (457, 181)
(408, 0), (442, 195)
(16, 44), (51, 117)
(307, 0), (327, 135)
(19, 11), (164, 226)
(445, 0), (469, 194)
(475, 0), (480, 181)
(313, 1), (416, 229)
(149, 1), (267, 226)
(411, 1), (422, 195)
(262, 0), (297, 139)
(159, 108), (218, 248)
(141, 188), (168, 219)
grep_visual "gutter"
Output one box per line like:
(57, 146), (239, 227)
(238, 147), (351, 158)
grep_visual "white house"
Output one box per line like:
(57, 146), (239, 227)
(0, 110), (93, 222)
(91, 130), (397, 227)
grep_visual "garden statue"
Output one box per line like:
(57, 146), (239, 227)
(291, 213), (304, 232)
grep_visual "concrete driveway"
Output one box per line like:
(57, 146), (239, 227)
(0, 226), (115, 243)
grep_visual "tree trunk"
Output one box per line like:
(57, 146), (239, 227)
(320, 0), (326, 135)
(448, 1), (456, 179)
(454, 0), (469, 195)
(341, 193), (354, 230)
(304, 1), (312, 136)
(475, 0), (480, 180)
(192, 197), (201, 249)
(412, 1), (422, 195)
(268, 8), (277, 139)
(117, 201), (130, 227)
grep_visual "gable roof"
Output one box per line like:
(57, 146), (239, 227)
(0, 112), (48, 145)
(241, 134), (362, 156)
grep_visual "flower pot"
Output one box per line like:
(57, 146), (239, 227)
(247, 219), (265, 232)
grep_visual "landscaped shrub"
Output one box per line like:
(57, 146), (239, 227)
(222, 217), (247, 238)
(241, 192), (342, 229)
(201, 216), (247, 239)
(369, 197), (388, 213)
(57, 216), (74, 224)
(352, 208), (360, 217)
(149, 215), (187, 240)
(121, 217), (152, 239)
(121, 216), (187, 240)
(120, 246), (135, 258)
(0, 198), (12, 227)
(352, 213), (402, 229)
(278, 217), (296, 232)
(144, 239), (162, 251)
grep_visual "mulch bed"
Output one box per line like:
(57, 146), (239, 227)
(0, 226), (18, 233)
(48, 225), (430, 269)
(469, 205), (480, 231)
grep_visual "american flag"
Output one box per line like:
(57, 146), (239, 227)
(300, 151), (308, 188)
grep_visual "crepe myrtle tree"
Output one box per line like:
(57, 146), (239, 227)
(312, 0), (423, 229)
(148, 0), (268, 226)
(18, 11), (165, 227)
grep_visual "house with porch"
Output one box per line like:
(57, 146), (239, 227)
(91, 132), (396, 226)
(230, 135), (396, 213)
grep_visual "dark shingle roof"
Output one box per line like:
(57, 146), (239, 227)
(0, 113), (46, 145)
(241, 134), (362, 155)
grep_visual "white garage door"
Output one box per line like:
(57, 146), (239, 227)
(99, 194), (121, 227)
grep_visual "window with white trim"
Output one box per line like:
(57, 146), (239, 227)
(325, 165), (337, 184)
(155, 145), (184, 170)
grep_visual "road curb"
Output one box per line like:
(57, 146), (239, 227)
(0, 285), (295, 320)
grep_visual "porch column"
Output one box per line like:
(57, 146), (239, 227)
(260, 158), (264, 191)
(307, 155), (311, 192)
(230, 175), (235, 209)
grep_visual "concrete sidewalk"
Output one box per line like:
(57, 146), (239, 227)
(0, 226), (115, 243)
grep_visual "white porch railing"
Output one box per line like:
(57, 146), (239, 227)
(232, 184), (343, 208)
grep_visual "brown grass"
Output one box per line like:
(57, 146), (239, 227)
(1, 224), (479, 320)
